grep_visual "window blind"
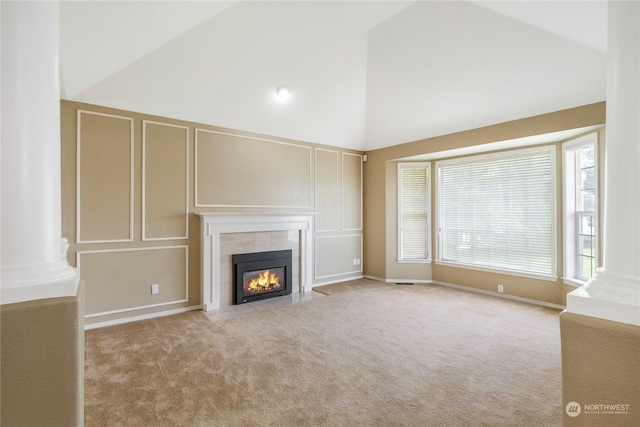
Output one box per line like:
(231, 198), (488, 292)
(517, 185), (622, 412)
(399, 164), (430, 260)
(437, 148), (554, 276)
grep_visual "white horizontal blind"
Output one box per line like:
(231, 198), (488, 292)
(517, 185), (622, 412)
(437, 148), (554, 276)
(399, 163), (430, 260)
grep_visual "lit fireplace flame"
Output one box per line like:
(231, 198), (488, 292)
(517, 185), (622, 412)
(247, 269), (280, 291)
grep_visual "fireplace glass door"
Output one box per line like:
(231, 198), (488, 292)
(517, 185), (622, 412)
(232, 250), (292, 304)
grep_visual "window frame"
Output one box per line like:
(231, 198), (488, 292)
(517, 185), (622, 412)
(397, 162), (431, 263)
(562, 132), (599, 286)
(435, 146), (557, 281)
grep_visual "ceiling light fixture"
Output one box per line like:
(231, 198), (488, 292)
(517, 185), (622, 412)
(276, 85), (290, 98)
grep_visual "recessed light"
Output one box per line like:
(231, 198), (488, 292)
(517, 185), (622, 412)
(276, 85), (290, 98)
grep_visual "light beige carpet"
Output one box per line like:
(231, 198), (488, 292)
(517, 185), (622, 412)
(85, 279), (563, 426)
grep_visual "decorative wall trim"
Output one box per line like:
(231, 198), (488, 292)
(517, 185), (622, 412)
(314, 148), (340, 232)
(314, 234), (363, 280)
(194, 128), (313, 208)
(76, 110), (134, 243)
(78, 245), (189, 318)
(142, 120), (190, 241)
(341, 152), (363, 231)
(199, 213), (314, 311)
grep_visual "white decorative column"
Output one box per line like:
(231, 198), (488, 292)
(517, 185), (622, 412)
(1, 1), (78, 304)
(566, 0), (640, 326)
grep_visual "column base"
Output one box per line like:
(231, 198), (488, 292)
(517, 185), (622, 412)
(1, 260), (78, 305)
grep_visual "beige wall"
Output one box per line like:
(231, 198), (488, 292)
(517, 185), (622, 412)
(61, 101), (363, 326)
(560, 312), (640, 426)
(1, 293), (84, 426)
(363, 102), (606, 305)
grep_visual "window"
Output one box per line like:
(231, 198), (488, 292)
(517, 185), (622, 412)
(563, 133), (598, 285)
(436, 147), (556, 278)
(398, 163), (430, 262)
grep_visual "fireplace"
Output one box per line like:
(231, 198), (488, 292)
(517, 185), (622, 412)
(199, 213), (313, 311)
(232, 249), (293, 304)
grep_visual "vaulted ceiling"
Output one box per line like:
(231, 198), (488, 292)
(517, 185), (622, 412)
(60, 1), (607, 151)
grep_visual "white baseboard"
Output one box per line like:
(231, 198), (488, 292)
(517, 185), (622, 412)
(312, 275), (364, 288)
(84, 305), (203, 330)
(364, 275), (433, 285)
(431, 280), (566, 310)
(365, 275), (565, 310)
(384, 278), (433, 285)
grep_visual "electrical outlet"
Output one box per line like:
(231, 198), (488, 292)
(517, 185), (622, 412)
(497, 284), (504, 293)
(151, 284), (159, 295)
(353, 258), (358, 265)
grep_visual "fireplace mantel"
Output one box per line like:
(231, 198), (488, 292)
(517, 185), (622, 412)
(198, 212), (314, 311)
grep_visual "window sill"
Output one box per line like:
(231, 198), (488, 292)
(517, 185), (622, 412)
(397, 259), (432, 264)
(562, 277), (588, 288)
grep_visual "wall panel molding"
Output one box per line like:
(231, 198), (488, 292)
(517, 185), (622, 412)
(142, 120), (189, 241)
(78, 245), (188, 318)
(314, 234), (363, 279)
(77, 110), (134, 243)
(315, 148), (340, 232)
(63, 101), (368, 323)
(194, 129), (312, 208)
(342, 152), (363, 231)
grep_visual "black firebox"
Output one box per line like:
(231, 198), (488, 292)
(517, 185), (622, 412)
(232, 249), (292, 304)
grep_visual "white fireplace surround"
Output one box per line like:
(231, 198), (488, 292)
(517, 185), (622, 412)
(199, 212), (314, 311)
